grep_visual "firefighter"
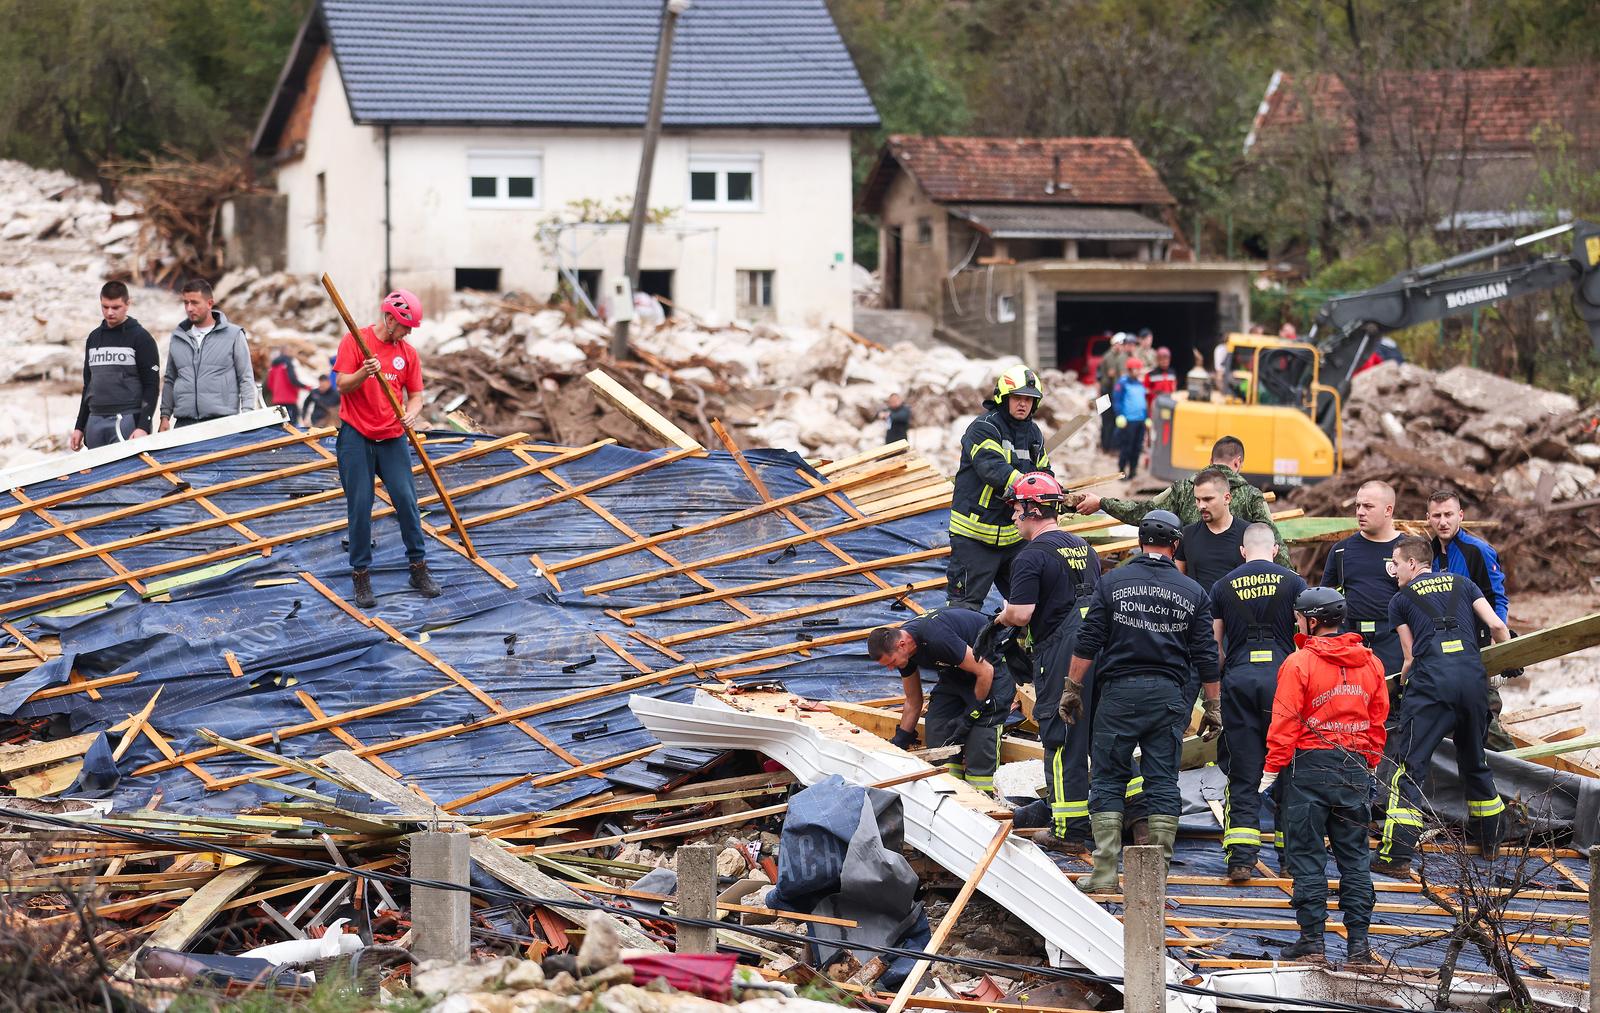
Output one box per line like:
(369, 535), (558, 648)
(869, 607), (1016, 793)
(1061, 510), (1222, 891)
(1427, 489), (1517, 750)
(1265, 587), (1389, 965)
(1211, 522), (1307, 882)
(993, 472), (1102, 852)
(1319, 481), (1404, 675)
(1374, 535), (1511, 876)
(946, 366), (1050, 610)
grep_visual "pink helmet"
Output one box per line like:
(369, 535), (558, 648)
(381, 289), (424, 328)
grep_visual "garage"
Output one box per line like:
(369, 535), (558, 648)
(1055, 291), (1219, 379)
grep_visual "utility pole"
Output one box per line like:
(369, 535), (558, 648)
(614, 0), (689, 360)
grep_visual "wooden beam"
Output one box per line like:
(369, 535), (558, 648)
(887, 824), (1010, 1013)
(114, 864), (264, 979)
(9, 490), (148, 595)
(1483, 610), (1600, 674)
(585, 368), (703, 452)
(25, 669), (140, 703)
(462, 446), (699, 531)
(656, 577), (945, 647)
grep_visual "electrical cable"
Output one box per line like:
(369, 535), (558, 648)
(0, 805), (1416, 1013)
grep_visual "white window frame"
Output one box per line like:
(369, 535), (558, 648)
(996, 293), (1017, 323)
(736, 269), (775, 313)
(688, 154), (762, 212)
(467, 149), (543, 209)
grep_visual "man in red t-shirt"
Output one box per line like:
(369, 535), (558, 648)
(1143, 346), (1178, 417)
(333, 289), (439, 608)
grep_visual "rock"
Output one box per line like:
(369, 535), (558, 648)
(505, 959), (546, 989)
(716, 846), (747, 877)
(1434, 365), (1578, 421)
(415, 956), (517, 996)
(438, 994), (517, 1013)
(1571, 443), (1600, 465)
(576, 909), (622, 972)
(576, 965), (635, 992)
(1379, 412), (1406, 441)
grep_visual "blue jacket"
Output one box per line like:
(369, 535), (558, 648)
(1113, 377), (1148, 423)
(1431, 528), (1508, 622)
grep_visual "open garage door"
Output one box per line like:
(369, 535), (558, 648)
(1055, 292), (1218, 378)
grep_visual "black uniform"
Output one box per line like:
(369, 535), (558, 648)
(1008, 530), (1103, 838)
(1073, 553), (1217, 817)
(1211, 561), (1306, 867)
(1379, 574), (1504, 864)
(947, 403), (1048, 610)
(899, 608), (1016, 792)
(1176, 516), (1250, 592)
(74, 318), (160, 447)
(885, 403), (911, 445)
(1321, 533), (1404, 675)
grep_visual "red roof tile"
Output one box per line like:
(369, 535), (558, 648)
(859, 135), (1175, 212)
(1246, 66), (1600, 157)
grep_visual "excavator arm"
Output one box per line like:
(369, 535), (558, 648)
(1306, 220), (1600, 434)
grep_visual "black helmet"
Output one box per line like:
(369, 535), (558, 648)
(1139, 509), (1182, 546)
(1294, 586), (1347, 625)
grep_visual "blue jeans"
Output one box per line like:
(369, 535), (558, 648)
(337, 424), (426, 570)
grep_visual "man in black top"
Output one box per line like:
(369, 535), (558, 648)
(1176, 468), (1251, 592)
(993, 472), (1105, 852)
(1374, 535), (1511, 876)
(70, 281), (160, 450)
(1211, 522), (1306, 881)
(1320, 481), (1404, 675)
(1062, 509), (1222, 891)
(869, 606), (1016, 794)
(881, 393), (911, 445)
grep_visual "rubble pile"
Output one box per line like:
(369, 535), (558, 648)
(105, 154), (264, 287)
(1293, 361), (1600, 592)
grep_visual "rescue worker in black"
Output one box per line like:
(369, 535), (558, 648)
(870, 607), (1016, 794)
(1319, 481), (1404, 676)
(946, 366), (1050, 610)
(1210, 522), (1307, 881)
(1374, 535), (1510, 876)
(992, 472), (1107, 853)
(1061, 510), (1223, 891)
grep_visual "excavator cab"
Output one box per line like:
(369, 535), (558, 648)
(1150, 334), (1340, 489)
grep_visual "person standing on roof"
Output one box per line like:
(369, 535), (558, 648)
(1062, 510), (1222, 891)
(159, 279), (256, 431)
(1212, 523), (1306, 881)
(1075, 435), (1290, 566)
(946, 366), (1050, 610)
(1319, 481), (1404, 676)
(1112, 356), (1148, 479)
(1427, 489), (1516, 750)
(334, 289), (440, 609)
(1263, 586), (1388, 965)
(1374, 535), (1511, 878)
(993, 472), (1106, 853)
(870, 607), (1016, 794)
(70, 281), (160, 450)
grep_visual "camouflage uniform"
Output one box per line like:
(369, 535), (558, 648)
(1098, 464), (1290, 567)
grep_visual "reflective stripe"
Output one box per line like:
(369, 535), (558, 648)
(945, 763), (965, 777)
(1249, 649), (1274, 663)
(1467, 796), (1505, 817)
(1359, 620), (1376, 633)
(966, 775), (995, 789)
(949, 511), (1022, 546)
(1379, 764), (1411, 861)
(1223, 829), (1262, 847)
(979, 485), (993, 508)
(1124, 776), (1144, 798)
(1054, 801), (1089, 817)
(1385, 808), (1425, 828)
(1079, 605), (1089, 617)
(1441, 639), (1464, 654)
(971, 438), (1007, 460)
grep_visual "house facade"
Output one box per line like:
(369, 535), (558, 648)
(860, 136), (1259, 375)
(252, 0), (878, 327)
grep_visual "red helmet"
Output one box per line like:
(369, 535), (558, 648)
(1005, 471), (1065, 512)
(381, 289), (424, 328)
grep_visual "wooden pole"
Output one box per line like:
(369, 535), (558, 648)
(319, 272), (477, 557)
(886, 824), (1011, 1013)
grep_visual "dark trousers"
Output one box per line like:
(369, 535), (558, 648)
(1116, 421), (1144, 477)
(1219, 656), (1281, 866)
(1283, 749), (1375, 941)
(337, 423), (427, 572)
(926, 671), (1015, 792)
(1089, 674), (1184, 816)
(1099, 402), (1118, 451)
(84, 413), (138, 448)
(945, 534), (1021, 611)
(1380, 662), (1504, 863)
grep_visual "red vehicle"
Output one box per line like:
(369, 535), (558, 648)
(1062, 333), (1114, 386)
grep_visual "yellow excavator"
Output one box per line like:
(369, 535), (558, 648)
(1150, 221), (1600, 487)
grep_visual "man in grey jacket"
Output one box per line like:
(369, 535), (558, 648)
(159, 278), (256, 430)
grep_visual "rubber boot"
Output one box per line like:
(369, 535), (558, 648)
(1145, 814), (1180, 868)
(409, 560), (442, 598)
(1076, 812), (1123, 894)
(1345, 929), (1376, 967)
(352, 568), (376, 609)
(1280, 934), (1325, 963)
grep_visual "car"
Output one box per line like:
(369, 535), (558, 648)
(1061, 333), (1114, 387)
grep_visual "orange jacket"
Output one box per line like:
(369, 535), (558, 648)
(1266, 632), (1389, 772)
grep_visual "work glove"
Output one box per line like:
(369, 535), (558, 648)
(1500, 666), (1525, 679)
(1258, 771), (1278, 794)
(1199, 697), (1224, 741)
(890, 727), (918, 749)
(1058, 679), (1084, 726)
(1115, 415), (1128, 429)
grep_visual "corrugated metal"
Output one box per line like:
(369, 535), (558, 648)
(320, 0), (880, 127)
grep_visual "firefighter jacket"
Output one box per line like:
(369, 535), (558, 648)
(949, 404), (1048, 547)
(1265, 632), (1389, 772)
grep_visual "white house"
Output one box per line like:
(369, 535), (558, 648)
(251, 0), (879, 327)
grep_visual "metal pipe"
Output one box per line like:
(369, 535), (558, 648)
(1408, 222), (1573, 281)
